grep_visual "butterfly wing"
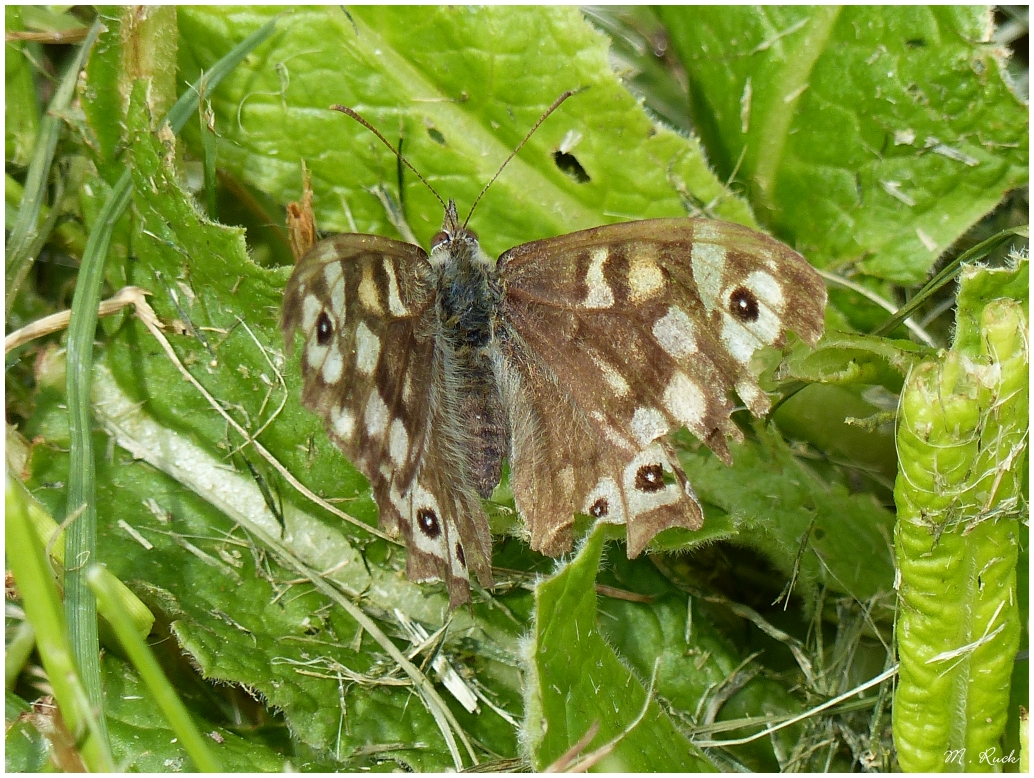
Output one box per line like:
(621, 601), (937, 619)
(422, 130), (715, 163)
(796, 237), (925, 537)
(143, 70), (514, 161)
(497, 218), (826, 556)
(282, 235), (491, 605)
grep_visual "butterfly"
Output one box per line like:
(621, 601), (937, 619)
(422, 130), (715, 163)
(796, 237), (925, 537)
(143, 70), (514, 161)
(281, 102), (827, 607)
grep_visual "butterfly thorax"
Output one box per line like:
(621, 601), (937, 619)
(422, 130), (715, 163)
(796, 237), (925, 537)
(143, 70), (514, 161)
(428, 201), (507, 499)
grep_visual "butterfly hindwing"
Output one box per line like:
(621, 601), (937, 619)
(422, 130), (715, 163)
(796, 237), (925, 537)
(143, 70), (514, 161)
(496, 329), (704, 557)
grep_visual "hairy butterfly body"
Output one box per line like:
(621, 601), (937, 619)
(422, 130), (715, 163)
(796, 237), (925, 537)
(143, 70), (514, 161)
(282, 194), (826, 606)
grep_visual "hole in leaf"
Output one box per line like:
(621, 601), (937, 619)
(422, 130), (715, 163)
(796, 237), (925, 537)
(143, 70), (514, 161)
(552, 150), (590, 183)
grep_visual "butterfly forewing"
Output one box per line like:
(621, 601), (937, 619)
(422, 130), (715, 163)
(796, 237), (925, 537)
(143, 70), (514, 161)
(283, 233), (433, 492)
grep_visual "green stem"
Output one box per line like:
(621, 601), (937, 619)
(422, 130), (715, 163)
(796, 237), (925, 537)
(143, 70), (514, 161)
(870, 227), (1026, 339)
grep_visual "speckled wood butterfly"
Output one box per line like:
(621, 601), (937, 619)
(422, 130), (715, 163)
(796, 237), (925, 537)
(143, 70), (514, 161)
(281, 96), (826, 606)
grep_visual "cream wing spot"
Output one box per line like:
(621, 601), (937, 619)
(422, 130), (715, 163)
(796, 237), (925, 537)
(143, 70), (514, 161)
(735, 379), (770, 416)
(321, 343), (344, 383)
(402, 371), (414, 404)
(331, 406), (356, 441)
(652, 307), (698, 359)
(358, 262), (383, 314)
(694, 221), (723, 241)
(383, 261), (408, 316)
(631, 406), (668, 446)
(330, 278), (346, 323)
(388, 482), (410, 528)
(304, 334), (328, 370)
(355, 320), (381, 376)
(722, 302), (782, 356)
(691, 242), (726, 314)
(322, 261), (343, 292)
(627, 247), (664, 302)
(301, 295), (322, 333)
(663, 373), (707, 431)
(743, 270), (785, 313)
(559, 465), (575, 494)
(721, 316), (763, 364)
(389, 418), (409, 466)
(450, 542), (469, 580)
(364, 392), (390, 439)
(591, 411), (636, 452)
(583, 247), (614, 308)
(586, 348), (630, 396)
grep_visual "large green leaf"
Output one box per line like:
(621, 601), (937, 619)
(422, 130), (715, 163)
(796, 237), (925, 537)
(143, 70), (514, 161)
(176, 5), (754, 261)
(660, 6), (1028, 284)
(525, 524), (716, 772)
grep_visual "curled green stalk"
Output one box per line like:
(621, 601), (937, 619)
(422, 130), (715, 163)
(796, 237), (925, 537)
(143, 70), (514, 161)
(893, 294), (1027, 772)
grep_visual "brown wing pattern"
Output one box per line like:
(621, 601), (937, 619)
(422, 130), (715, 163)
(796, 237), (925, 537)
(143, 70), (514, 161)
(281, 234), (489, 604)
(497, 218), (826, 557)
(495, 329), (703, 557)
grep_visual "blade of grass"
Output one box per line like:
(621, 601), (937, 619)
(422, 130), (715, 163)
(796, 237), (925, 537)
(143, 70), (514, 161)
(62, 13), (281, 754)
(869, 226), (1027, 338)
(87, 566), (224, 772)
(5, 18), (101, 315)
(64, 171), (131, 747)
(6, 473), (115, 771)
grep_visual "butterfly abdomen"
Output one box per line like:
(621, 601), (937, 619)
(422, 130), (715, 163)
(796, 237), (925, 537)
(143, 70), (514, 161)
(433, 244), (508, 500)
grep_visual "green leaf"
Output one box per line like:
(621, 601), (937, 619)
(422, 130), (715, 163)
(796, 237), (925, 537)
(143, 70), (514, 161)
(99, 653), (287, 772)
(526, 523), (716, 771)
(79, 9), (125, 177)
(780, 332), (928, 392)
(88, 566), (222, 772)
(954, 253), (1029, 354)
(4, 6), (41, 167)
(682, 424), (897, 605)
(176, 5), (754, 262)
(5, 691), (49, 772)
(593, 560), (806, 772)
(660, 6), (1028, 284)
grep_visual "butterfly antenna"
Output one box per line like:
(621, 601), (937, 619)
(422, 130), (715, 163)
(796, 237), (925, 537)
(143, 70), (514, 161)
(463, 87), (584, 228)
(330, 104), (447, 211)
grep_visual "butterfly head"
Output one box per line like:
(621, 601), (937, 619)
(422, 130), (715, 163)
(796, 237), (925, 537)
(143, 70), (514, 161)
(429, 199), (483, 268)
